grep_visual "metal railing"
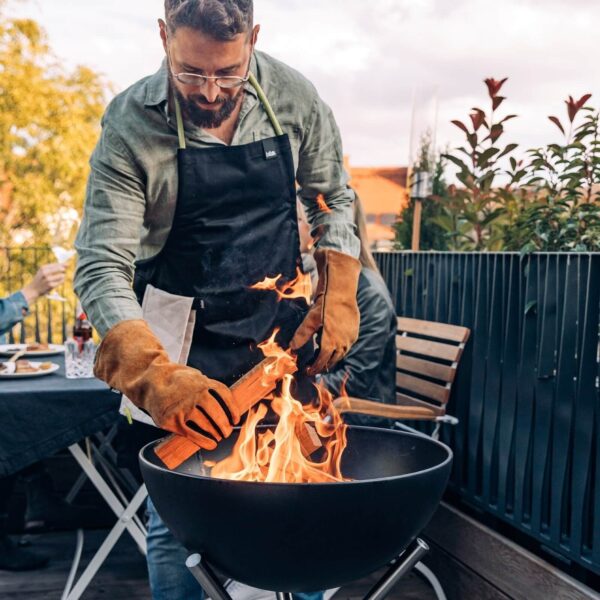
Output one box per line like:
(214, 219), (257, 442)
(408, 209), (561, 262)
(375, 251), (600, 576)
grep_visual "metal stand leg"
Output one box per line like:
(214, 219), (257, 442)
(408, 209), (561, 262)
(364, 539), (429, 600)
(187, 539), (429, 600)
(186, 554), (234, 600)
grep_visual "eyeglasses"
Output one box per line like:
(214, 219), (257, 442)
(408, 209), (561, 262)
(171, 71), (250, 89)
(167, 46), (252, 89)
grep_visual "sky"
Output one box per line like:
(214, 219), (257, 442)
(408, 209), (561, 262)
(10, 0), (600, 167)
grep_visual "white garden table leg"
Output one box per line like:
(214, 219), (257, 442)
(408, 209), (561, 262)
(62, 441), (148, 600)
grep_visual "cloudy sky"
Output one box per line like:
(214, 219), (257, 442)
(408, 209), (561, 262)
(11, 0), (600, 166)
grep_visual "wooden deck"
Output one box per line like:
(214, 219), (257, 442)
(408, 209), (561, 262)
(0, 529), (436, 599)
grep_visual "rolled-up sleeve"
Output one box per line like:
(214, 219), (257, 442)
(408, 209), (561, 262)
(74, 123), (145, 337)
(0, 292), (29, 336)
(296, 96), (360, 258)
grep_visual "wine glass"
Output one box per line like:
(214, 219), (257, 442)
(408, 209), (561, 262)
(46, 211), (78, 302)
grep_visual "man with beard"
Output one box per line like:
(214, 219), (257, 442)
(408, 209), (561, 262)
(75, 1), (361, 598)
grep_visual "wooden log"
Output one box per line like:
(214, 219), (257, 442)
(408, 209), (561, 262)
(155, 355), (323, 469)
(296, 421), (323, 457)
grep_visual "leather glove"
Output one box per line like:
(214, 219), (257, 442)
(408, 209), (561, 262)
(290, 248), (361, 374)
(94, 319), (239, 450)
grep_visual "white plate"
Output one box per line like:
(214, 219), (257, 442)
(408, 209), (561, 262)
(0, 344), (65, 357)
(0, 361), (60, 379)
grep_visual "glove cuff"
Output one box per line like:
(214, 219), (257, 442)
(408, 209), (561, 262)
(94, 319), (168, 408)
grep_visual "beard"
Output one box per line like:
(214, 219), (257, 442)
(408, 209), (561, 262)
(171, 75), (242, 129)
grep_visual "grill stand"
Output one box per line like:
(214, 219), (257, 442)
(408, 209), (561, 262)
(186, 538), (429, 600)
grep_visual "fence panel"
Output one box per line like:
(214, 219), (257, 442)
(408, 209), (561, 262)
(375, 251), (600, 575)
(2, 247), (599, 574)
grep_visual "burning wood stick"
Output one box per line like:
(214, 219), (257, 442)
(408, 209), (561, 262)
(296, 420), (323, 457)
(155, 355), (323, 469)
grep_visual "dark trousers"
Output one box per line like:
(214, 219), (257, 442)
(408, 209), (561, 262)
(0, 463), (44, 533)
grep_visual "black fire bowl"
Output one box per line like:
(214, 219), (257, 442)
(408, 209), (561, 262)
(139, 426), (452, 593)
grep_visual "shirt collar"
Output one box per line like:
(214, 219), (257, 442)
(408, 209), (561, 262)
(144, 59), (170, 108)
(144, 53), (259, 109)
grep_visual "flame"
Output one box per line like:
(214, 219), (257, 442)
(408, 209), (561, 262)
(316, 193), (332, 213)
(250, 267), (312, 305)
(256, 328), (297, 382)
(207, 329), (350, 484)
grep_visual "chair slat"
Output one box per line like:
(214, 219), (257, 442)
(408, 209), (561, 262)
(396, 372), (451, 404)
(398, 317), (470, 343)
(396, 335), (462, 362)
(396, 393), (445, 415)
(396, 354), (456, 383)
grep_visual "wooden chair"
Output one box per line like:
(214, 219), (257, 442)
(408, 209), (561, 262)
(334, 317), (471, 435)
(334, 317), (470, 600)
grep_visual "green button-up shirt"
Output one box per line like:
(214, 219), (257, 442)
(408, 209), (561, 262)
(75, 50), (359, 336)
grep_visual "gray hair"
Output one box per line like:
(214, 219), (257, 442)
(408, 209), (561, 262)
(164, 0), (253, 40)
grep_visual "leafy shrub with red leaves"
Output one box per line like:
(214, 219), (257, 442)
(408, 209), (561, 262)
(437, 80), (600, 251)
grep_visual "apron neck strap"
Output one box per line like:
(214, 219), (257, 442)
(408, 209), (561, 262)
(173, 72), (283, 150)
(247, 73), (283, 136)
(174, 97), (186, 150)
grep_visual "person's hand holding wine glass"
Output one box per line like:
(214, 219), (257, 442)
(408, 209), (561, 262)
(21, 263), (67, 306)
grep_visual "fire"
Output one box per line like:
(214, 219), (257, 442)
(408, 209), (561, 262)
(250, 267), (312, 305)
(316, 193), (332, 213)
(206, 330), (350, 484)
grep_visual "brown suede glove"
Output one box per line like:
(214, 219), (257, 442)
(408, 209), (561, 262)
(94, 319), (239, 450)
(290, 248), (361, 374)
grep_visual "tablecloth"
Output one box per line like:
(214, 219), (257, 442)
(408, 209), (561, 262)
(0, 355), (120, 476)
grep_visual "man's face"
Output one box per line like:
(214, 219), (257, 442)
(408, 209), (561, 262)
(160, 22), (258, 128)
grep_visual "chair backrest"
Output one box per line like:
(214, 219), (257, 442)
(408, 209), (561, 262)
(396, 317), (470, 417)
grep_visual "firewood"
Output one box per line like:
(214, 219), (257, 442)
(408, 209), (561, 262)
(296, 421), (322, 457)
(155, 355), (324, 469)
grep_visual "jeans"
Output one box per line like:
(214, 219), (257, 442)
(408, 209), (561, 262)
(147, 497), (203, 599)
(146, 498), (323, 600)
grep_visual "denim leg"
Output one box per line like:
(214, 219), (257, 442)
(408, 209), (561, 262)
(146, 497), (204, 600)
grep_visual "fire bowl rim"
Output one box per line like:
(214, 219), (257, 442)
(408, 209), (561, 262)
(140, 425), (453, 487)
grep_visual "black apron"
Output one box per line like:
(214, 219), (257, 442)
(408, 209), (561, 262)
(133, 74), (309, 387)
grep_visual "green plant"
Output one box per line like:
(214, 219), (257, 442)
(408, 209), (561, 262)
(506, 95), (600, 251)
(435, 78), (525, 250)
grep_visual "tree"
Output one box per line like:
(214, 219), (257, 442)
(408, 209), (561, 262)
(0, 1), (108, 246)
